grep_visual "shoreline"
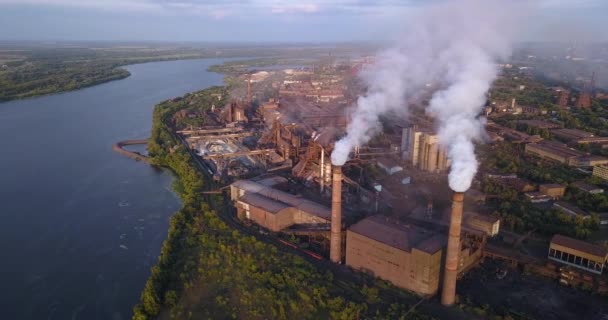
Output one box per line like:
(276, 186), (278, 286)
(112, 139), (151, 164)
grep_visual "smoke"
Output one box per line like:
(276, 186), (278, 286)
(331, 0), (520, 192)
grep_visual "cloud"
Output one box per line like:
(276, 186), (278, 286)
(271, 3), (319, 14)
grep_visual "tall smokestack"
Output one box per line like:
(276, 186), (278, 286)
(441, 192), (464, 306)
(330, 165), (343, 263)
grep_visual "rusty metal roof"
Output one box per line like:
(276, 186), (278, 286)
(551, 234), (608, 258)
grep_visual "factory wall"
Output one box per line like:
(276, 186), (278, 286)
(345, 230), (442, 296)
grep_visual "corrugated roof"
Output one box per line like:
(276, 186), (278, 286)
(349, 215), (444, 254)
(239, 193), (290, 214)
(551, 234), (608, 258)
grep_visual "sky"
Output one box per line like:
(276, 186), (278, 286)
(0, 0), (607, 43)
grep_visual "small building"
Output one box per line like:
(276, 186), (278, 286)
(464, 213), (500, 237)
(548, 234), (608, 274)
(345, 215), (445, 296)
(377, 158), (404, 175)
(525, 192), (552, 203)
(571, 181), (604, 194)
(539, 184), (566, 199)
(553, 201), (591, 219)
(593, 165), (608, 181)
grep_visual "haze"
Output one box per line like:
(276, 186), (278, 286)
(1, 0), (608, 42)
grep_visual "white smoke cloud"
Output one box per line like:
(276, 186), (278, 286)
(332, 0), (522, 192)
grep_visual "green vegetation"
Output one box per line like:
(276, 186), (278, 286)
(490, 68), (557, 109)
(133, 87), (439, 320)
(480, 176), (598, 239)
(479, 142), (599, 238)
(0, 46), (218, 102)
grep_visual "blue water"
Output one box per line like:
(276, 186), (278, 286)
(0, 58), (227, 320)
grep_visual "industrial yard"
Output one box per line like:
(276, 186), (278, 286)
(139, 50), (608, 320)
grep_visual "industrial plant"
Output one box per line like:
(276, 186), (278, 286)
(168, 59), (608, 305)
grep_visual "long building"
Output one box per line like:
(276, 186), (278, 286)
(230, 179), (331, 232)
(525, 141), (608, 167)
(345, 215), (445, 296)
(549, 235), (608, 274)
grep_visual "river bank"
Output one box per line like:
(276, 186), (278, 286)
(0, 58), (227, 320)
(112, 140), (151, 164)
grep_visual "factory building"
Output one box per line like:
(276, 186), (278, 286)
(230, 180), (331, 232)
(345, 215), (445, 296)
(549, 235), (608, 274)
(402, 126), (449, 173)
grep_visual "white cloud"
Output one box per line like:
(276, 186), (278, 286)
(270, 3), (319, 14)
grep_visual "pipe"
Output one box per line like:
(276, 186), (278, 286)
(330, 165), (343, 263)
(320, 148), (325, 192)
(441, 192), (464, 306)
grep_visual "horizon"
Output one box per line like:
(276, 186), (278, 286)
(1, 0), (608, 43)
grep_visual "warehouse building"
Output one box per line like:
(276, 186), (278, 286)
(230, 179), (331, 232)
(525, 141), (608, 167)
(345, 215), (445, 296)
(551, 128), (594, 142)
(548, 235), (608, 274)
(525, 141), (584, 165)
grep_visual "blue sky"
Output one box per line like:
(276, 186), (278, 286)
(0, 0), (606, 42)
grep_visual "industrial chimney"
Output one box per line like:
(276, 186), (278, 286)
(441, 191), (464, 306)
(330, 165), (343, 263)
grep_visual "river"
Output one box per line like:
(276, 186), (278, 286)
(0, 58), (227, 320)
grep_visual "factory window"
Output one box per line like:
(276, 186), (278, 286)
(582, 258), (589, 267)
(596, 263), (602, 272)
(568, 254), (575, 264)
(575, 256), (582, 265)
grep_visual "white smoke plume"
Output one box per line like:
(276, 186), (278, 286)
(331, 0), (520, 192)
